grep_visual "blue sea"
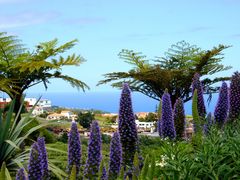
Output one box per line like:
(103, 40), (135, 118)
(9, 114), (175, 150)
(25, 92), (219, 115)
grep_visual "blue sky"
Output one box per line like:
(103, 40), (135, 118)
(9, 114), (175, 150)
(1, 0), (239, 93)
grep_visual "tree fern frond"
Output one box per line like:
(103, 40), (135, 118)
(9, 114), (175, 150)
(54, 74), (89, 91)
(54, 54), (85, 66)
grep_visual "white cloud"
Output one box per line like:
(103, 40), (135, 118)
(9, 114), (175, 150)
(0, 11), (59, 29)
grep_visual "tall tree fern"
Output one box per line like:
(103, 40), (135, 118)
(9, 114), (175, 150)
(0, 32), (89, 121)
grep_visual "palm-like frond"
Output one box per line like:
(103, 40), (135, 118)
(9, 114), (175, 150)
(54, 74), (89, 91)
(99, 42), (231, 104)
(0, 100), (68, 178)
(0, 32), (88, 99)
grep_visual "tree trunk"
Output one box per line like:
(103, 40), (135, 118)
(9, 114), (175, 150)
(170, 95), (177, 109)
(13, 93), (23, 123)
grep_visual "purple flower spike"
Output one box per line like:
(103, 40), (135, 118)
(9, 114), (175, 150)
(161, 91), (176, 140)
(101, 166), (107, 180)
(173, 98), (185, 139)
(108, 132), (122, 180)
(192, 73), (206, 117)
(37, 137), (49, 179)
(16, 168), (27, 180)
(214, 82), (229, 127)
(118, 83), (138, 167)
(229, 72), (240, 121)
(67, 122), (81, 175)
(28, 142), (43, 180)
(84, 121), (102, 179)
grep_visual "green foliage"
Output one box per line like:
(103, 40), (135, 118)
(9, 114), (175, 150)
(0, 162), (12, 180)
(99, 41), (231, 105)
(59, 132), (68, 143)
(98, 160), (105, 180)
(40, 129), (57, 143)
(191, 89), (204, 147)
(117, 166), (124, 180)
(192, 89), (200, 132)
(139, 155), (149, 180)
(0, 32), (89, 114)
(77, 111), (94, 129)
(69, 164), (76, 180)
(22, 117), (57, 145)
(101, 133), (111, 144)
(0, 101), (47, 174)
(132, 153), (140, 180)
(157, 99), (162, 119)
(144, 113), (158, 122)
(147, 154), (156, 180)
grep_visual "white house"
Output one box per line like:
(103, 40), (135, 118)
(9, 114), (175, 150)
(47, 113), (65, 120)
(24, 98), (51, 108)
(0, 97), (11, 102)
(25, 98), (37, 106)
(135, 120), (155, 129)
(38, 99), (52, 108)
(47, 110), (77, 121)
(31, 106), (44, 116)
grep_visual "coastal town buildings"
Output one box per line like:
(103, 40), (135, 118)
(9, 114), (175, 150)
(47, 110), (77, 121)
(0, 97), (52, 116)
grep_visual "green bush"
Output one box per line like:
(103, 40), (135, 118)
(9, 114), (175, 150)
(101, 133), (111, 144)
(58, 132), (68, 143)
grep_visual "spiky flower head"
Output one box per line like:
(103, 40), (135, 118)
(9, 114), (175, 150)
(100, 166), (107, 180)
(84, 121), (102, 179)
(16, 168), (27, 180)
(108, 132), (122, 180)
(229, 72), (240, 121)
(118, 83), (138, 166)
(214, 82), (229, 127)
(28, 142), (43, 180)
(67, 122), (81, 175)
(173, 98), (185, 139)
(161, 90), (176, 139)
(37, 137), (49, 179)
(192, 73), (206, 117)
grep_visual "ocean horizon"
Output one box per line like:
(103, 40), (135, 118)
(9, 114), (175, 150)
(23, 91), (219, 115)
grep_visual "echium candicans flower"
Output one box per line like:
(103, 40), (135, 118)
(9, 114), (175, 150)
(67, 122), (81, 175)
(37, 137), (49, 179)
(16, 168), (27, 180)
(192, 73), (206, 117)
(229, 72), (240, 121)
(101, 166), (107, 180)
(28, 142), (43, 180)
(84, 121), (102, 179)
(108, 132), (122, 180)
(161, 90), (176, 139)
(214, 82), (229, 127)
(173, 98), (185, 139)
(118, 83), (138, 167)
